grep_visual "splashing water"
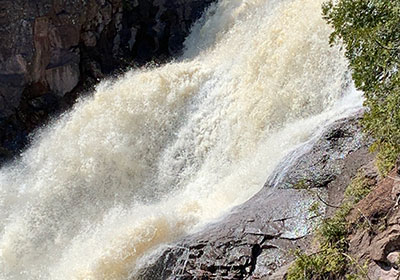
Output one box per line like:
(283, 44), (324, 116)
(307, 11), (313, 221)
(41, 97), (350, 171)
(0, 0), (363, 279)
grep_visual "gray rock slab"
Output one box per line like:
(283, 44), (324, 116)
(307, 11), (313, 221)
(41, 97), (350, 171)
(134, 114), (374, 280)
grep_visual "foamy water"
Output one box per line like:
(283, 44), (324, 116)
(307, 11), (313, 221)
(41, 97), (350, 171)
(0, 0), (362, 279)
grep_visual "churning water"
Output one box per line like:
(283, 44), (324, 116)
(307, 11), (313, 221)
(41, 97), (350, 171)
(0, 0), (362, 279)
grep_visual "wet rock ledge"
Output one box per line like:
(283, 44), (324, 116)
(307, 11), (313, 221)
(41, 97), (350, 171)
(0, 0), (214, 163)
(135, 114), (374, 279)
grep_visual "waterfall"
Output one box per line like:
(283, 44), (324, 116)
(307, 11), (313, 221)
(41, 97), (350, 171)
(0, 0), (362, 279)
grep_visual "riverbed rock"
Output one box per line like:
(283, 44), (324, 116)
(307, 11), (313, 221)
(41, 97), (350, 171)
(0, 0), (214, 163)
(134, 115), (374, 279)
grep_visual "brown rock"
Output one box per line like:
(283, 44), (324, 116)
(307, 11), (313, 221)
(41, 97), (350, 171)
(349, 229), (372, 260)
(345, 162), (400, 278)
(370, 224), (400, 262)
(348, 170), (397, 225)
(388, 209), (400, 227)
(387, 251), (400, 265)
(368, 262), (399, 280)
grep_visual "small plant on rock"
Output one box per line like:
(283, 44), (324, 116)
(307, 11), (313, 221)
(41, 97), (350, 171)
(287, 172), (373, 280)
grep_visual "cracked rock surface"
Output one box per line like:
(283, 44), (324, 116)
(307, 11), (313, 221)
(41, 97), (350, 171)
(134, 115), (374, 279)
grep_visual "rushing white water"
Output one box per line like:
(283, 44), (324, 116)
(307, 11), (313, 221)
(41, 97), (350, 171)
(0, 0), (363, 279)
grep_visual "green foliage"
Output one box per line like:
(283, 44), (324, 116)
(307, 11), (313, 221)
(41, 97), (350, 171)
(345, 260), (370, 280)
(122, 0), (134, 12)
(294, 178), (311, 190)
(287, 248), (345, 280)
(309, 202), (321, 217)
(371, 141), (398, 176)
(287, 172), (372, 280)
(344, 174), (371, 204)
(318, 203), (350, 248)
(322, 0), (400, 175)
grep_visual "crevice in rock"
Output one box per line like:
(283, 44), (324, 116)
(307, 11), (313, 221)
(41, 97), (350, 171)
(249, 243), (262, 275)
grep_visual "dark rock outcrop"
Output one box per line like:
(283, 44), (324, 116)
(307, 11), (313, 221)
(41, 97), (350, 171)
(135, 115), (374, 279)
(0, 0), (214, 163)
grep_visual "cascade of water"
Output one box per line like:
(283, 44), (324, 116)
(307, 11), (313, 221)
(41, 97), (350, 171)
(0, 0), (362, 279)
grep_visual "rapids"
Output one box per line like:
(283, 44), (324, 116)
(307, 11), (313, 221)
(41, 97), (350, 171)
(0, 0), (362, 279)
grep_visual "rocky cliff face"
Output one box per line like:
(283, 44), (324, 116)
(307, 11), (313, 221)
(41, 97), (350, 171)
(134, 114), (374, 279)
(346, 161), (400, 279)
(0, 0), (214, 162)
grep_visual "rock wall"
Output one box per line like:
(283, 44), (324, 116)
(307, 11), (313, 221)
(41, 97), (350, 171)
(346, 159), (400, 279)
(0, 0), (214, 162)
(134, 114), (374, 279)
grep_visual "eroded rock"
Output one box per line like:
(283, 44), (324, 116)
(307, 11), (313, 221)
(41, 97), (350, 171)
(345, 166), (400, 279)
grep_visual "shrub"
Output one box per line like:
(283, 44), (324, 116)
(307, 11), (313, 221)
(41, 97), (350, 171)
(322, 0), (400, 175)
(287, 173), (372, 279)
